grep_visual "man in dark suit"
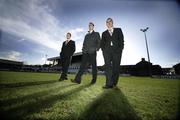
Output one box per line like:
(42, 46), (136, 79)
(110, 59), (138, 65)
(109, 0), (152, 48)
(59, 32), (75, 81)
(101, 18), (124, 89)
(71, 22), (100, 84)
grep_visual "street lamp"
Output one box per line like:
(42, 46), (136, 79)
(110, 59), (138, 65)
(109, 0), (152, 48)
(140, 27), (152, 76)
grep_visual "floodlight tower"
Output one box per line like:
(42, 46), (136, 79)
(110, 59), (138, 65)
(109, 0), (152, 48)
(140, 27), (152, 76)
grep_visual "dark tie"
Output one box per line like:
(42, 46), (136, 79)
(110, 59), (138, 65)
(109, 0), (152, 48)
(109, 30), (113, 36)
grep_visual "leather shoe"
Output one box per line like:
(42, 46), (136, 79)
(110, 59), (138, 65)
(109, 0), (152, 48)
(71, 79), (81, 84)
(102, 85), (113, 89)
(90, 81), (96, 85)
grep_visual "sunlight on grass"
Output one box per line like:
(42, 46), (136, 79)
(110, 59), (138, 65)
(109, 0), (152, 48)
(0, 71), (179, 120)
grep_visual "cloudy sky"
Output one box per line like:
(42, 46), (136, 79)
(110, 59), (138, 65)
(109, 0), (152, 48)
(0, 0), (179, 67)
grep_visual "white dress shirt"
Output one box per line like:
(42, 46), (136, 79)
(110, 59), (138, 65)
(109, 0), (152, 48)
(108, 28), (114, 46)
(65, 39), (70, 45)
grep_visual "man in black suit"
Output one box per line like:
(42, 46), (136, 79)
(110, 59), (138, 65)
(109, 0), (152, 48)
(101, 18), (124, 89)
(71, 22), (100, 84)
(59, 32), (75, 81)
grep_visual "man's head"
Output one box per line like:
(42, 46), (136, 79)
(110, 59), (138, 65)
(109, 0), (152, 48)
(89, 22), (94, 31)
(66, 32), (71, 40)
(106, 18), (113, 29)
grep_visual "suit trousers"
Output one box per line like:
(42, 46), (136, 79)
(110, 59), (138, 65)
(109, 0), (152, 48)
(102, 47), (122, 87)
(60, 56), (71, 79)
(75, 52), (97, 83)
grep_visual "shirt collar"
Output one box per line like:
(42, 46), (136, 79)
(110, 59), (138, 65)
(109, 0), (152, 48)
(108, 27), (114, 32)
(66, 39), (71, 41)
(88, 30), (94, 34)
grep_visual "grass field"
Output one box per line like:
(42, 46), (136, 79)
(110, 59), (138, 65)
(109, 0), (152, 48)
(0, 71), (179, 120)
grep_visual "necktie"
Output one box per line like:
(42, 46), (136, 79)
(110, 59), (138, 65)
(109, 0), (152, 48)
(109, 30), (113, 46)
(109, 30), (113, 36)
(65, 41), (68, 45)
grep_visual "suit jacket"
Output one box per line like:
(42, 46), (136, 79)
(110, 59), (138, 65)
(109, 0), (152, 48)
(60, 40), (75, 58)
(82, 31), (100, 54)
(101, 28), (124, 53)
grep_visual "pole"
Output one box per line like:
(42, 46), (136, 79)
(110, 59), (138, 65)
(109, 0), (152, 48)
(141, 27), (152, 77)
(144, 32), (150, 63)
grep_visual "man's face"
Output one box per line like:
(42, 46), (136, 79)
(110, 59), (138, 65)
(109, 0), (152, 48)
(66, 33), (71, 39)
(106, 19), (113, 29)
(89, 24), (94, 31)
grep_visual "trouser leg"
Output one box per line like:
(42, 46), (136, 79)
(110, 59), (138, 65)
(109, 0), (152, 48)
(112, 51), (122, 86)
(89, 52), (97, 83)
(75, 53), (89, 83)
(103, 51), (113, 86)
(61, 57), (71, 79)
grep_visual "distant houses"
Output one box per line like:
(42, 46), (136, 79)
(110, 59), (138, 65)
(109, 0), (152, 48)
(0, 59), (52, 72)
(0, 52), (179, 78)
(47, 53), (169, 76)
(173, 63), (180, 75)
(133, 58), (153, 76)
(47, 52), (83, 73)
(0, 59), (23, 71)
(119, 58), (162, 76)
(131, 58), (162, 76)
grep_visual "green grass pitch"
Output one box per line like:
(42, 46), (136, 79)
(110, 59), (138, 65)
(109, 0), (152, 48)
(0, 71), (179, 120)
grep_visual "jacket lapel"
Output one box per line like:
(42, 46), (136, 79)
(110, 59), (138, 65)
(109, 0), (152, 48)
(65, 40), (71, 46)
(107, 29), (115, 37)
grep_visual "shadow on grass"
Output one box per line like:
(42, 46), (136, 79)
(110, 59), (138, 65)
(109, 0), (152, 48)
(0, 83), (92, 120)
(0, 83), (76, 107)
(78, 89), (141, 120)
(0, 80), (59, 88)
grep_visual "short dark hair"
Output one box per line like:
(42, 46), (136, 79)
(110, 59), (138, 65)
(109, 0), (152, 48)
(106, 18), (113, 23)
(67, 32), (71, 36)
(89, 22), (94, 26)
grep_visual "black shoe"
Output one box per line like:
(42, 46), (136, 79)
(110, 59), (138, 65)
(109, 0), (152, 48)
(113, 83), (118, 86)
(113, 86), (120, 90)
(90, 80), (96, 84)
(71, 79), (81, 84)
(102, 85), (113, 89)
(90, 82), (96, 85)
(59, 78), (64, 81)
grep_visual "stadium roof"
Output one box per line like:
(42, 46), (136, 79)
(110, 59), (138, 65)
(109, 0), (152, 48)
(0, 59), (23, 65)
(47, 52), (82, 61)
